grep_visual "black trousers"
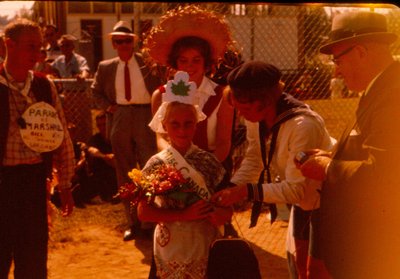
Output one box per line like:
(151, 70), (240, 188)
(0, 163), (48, 279)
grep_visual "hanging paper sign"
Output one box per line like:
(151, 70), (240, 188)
(19, 101), (64, 152)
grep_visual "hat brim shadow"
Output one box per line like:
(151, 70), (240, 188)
(109, 32), (136, 37)
(320, 32), (398, 54)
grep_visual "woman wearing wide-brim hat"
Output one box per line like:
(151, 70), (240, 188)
(144, 5), (236, 165)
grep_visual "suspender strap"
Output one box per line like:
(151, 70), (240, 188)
(193, 85), (224, 151)
(249, 121), (278, 227)
(31, 73), (54, 177)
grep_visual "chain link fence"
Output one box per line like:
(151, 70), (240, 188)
(55, 3), (400, 142)
(134, 3), (399, 139)
(52, 79), (94, 143)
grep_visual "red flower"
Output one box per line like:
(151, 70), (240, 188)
(115, 164), (198, 208)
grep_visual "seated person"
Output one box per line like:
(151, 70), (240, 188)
(85, 111), (118, 202)
(67, 113), (118, 205)
(50, 123), (92, 208)
(51, 34), (90, 80)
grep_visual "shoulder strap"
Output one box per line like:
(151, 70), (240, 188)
(31, 72), (53, 104)
(202, 85), (224, 116)
(31, 72), (54, 177)
(250, 122), (277, 227)
(193, 85), (225, 151)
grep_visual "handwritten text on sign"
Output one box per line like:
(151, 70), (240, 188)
(20, 102), (64, 152)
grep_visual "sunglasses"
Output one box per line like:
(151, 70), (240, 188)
(331, 45), (356, 65)
(113, 38), (133, 45)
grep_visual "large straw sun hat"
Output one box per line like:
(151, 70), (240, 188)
(144, 5), (233, 66)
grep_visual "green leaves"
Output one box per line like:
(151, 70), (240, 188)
(171, 80), (190, 96)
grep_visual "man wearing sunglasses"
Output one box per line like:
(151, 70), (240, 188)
(92, 21), (164, 241)
(298, 11), (400, 278)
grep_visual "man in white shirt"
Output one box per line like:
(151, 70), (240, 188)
(91, 21), (163, 241)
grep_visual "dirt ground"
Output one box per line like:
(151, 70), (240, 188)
(46, 200), (153, 279)
(10, 199), (289, 279)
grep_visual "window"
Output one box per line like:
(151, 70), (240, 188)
(121, 3), (134, 14)
(93, 2), (115, 13)
(68, 2), (90, 14)
(232, 4), (246, 16)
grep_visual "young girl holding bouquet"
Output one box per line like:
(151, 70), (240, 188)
(137, 71), (232, 278)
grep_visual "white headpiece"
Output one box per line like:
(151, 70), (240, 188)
(148, 71), (207, 133)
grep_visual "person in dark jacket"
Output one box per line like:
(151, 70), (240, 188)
(298, 11), (400, 279)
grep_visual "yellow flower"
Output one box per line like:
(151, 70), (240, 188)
(128, 168), (142, 184)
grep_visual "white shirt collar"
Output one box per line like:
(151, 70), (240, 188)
(118, 56), (133, 66)
(0, 69), (34, 98)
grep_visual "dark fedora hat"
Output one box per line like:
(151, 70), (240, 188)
(320, 11), (397, 54)
(109, 21), (136, 37)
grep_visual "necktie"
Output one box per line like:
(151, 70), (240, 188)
(124, 62), (131, 101)
(250, 121), (278, 227)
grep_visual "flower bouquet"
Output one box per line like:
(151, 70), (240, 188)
(116, 164), (201, 209)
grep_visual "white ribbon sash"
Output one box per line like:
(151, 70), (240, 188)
(158, 146), (211, 201)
